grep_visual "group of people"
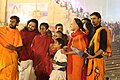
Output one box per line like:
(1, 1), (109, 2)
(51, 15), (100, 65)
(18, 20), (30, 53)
(0, 12), (112, 80)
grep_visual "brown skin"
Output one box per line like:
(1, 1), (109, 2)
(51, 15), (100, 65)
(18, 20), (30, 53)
(90, 15), (101, 27)
(61, 19), (80, 55)
(56, 26), (63, 32)
(9, 18), (18, 29)
(39, 25), (47, 35)
(50, 40), (61, 64)
(27, 22), (36, 31)
(6, 18), (22, 52)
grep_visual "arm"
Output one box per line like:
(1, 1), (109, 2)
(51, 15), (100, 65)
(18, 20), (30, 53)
(62, 46), (79, 55)
(87, 49), (103, 59)
(87, 29), (107, 59)
(61, 49), (77, 55)
(6, 44), (22, 52)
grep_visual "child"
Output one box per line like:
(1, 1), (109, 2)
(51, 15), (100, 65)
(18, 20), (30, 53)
(49, 38), (67, 80)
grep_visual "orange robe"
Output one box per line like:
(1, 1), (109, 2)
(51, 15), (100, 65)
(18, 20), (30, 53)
(0, 26), (22, 80)
(67, 29), (88, 80)
(87, 27), (112, 80)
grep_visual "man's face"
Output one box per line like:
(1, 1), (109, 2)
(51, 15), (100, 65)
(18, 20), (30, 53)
(27, 22), (36, 31)
(9, 19), (18, 29)
(90, 15), (101, 27)
(56, 26), (63, 32)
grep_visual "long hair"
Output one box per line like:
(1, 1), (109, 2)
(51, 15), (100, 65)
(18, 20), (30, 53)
(74, 18), (85, 31)
(27, 19), (38, 31)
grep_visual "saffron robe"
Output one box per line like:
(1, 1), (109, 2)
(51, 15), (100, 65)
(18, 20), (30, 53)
(0, 26), (22, 80)
(87, 27), (112, 80)
(31, 34), (54, 80)
(67, 29), (88, 80)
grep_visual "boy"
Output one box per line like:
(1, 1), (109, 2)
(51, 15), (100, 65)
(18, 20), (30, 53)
(49, 38), (67, 80)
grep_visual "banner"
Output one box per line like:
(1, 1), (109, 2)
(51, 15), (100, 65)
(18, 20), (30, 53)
(8, 3), (48, 23)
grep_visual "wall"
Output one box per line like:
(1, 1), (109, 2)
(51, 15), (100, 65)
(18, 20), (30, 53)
(0, 0), (120, 30)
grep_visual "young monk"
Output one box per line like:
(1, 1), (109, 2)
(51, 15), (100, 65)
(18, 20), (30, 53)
(0, 16), (22, 80)
(49, 38), (67, 80)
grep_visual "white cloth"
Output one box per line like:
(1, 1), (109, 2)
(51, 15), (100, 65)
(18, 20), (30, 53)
(49, 70), (66, 80)
(49, 49), (67, 80)
(19, 60), (36, 80)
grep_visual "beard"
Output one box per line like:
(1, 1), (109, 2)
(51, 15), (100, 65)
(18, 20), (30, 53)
(9, 24), (16, 29)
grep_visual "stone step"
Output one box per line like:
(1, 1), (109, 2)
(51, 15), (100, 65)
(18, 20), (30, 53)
(106, 66), (120, 72)
(105, 57), (120, 61)
(106, 64), (120, 69)
(106, 62), (120, 66)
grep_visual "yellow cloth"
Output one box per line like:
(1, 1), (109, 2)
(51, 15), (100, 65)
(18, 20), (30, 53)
(87, 58), (105, 80)
(0, 26), (22, 80)
(89, 27), (112, 56)
(87, 27), (112, 80)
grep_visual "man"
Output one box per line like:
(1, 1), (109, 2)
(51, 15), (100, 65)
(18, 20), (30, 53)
(86, 12), (112, 80)
(55, 23), (69, 45)
(0, 16), (22, 80)
(31, 22), (54, 80)
(19, 19), (39, 80)
(55, 23), (64, 32)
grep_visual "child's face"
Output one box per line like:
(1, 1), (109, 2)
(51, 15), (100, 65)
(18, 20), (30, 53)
(39, 25), (47, 34)
(54, 40), (61, 49)
(54, 33), (62, 39)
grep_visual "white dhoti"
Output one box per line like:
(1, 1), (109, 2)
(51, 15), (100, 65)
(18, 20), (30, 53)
(19, 60), (36, 80)
(49, 70), (66, 80)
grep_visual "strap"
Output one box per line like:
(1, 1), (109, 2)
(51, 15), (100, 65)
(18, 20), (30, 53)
(83, 59), (94, 76)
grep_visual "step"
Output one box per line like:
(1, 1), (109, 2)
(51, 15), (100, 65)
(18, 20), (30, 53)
(106, 66), (120, 71)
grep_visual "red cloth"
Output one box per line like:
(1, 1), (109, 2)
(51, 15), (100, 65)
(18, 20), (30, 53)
(31, 34), (54, 80)
(19, 29), (39, 61)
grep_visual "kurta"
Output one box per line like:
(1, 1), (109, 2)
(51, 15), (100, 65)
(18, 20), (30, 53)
(0, 26), (22, 80)
(67, 29), (88, 80)
(19, 28), (39, 80)
(31, 34), (54, 80)
(19, 29), (39, 60)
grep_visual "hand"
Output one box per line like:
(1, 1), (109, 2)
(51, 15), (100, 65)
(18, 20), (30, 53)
(6, 44), (16, 50)
(50, 59), (56, 64)
(84, 49), (88, 54)
(84, 48), (91, 56)
(50, 44), (54, 49)
(87, 55), (95, 59)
